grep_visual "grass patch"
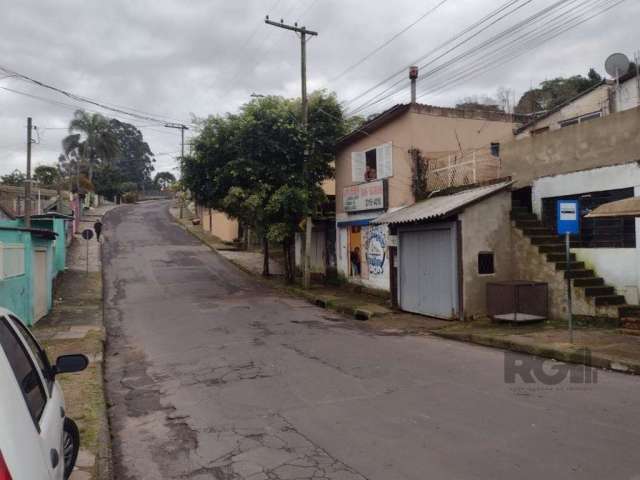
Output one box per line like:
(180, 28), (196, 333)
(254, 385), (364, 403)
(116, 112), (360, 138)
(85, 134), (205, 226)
(40, 330), (105, 456)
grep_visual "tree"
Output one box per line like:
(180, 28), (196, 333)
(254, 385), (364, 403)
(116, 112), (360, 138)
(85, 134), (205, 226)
(33, 165), (59, 186)
(515, 70), (603, 115)
(456, 94), (503, 112)
(106, 119), (155, 189)
(0, 169), (25, 186)
(67, 110), (119, 181)
(183, 91), (347, 282)
(154, 171), (177, 190)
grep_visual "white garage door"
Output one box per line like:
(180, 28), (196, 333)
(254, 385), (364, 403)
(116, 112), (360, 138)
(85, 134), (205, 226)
(399, 224), (458, 318)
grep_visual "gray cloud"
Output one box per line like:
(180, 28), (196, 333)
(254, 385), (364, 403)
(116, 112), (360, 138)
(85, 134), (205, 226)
(1, 0), (637, 175)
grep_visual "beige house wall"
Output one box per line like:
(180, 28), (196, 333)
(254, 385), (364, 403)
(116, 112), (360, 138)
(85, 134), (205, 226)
(197, 204), (239, 243)
(459, 190), (513, 318)
(502, 106), (640, 188)
(335, 107), (517, 216)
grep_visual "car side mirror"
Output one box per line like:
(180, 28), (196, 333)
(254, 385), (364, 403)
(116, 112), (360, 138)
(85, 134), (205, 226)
(54, 354), (89, 375)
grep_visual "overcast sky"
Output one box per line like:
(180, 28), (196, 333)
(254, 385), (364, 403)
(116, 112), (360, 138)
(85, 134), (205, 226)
(0, 0), (637, 177)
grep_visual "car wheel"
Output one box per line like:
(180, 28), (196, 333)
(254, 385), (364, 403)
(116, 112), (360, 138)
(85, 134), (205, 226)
(62, 418), (80, 479)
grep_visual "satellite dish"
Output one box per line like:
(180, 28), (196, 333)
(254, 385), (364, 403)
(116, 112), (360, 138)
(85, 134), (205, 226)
(605, 52), (630, 78)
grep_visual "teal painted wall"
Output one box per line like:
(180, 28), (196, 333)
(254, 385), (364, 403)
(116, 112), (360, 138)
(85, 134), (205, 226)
(0, 229), (34, 325)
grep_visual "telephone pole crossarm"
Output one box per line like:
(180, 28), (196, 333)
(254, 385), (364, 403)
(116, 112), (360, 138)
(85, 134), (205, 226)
(264, 18), (318, 36)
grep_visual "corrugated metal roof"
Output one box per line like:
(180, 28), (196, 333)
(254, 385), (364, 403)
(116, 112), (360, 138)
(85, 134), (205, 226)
(372, 181), (513, 225)
(586, 196), (640, 218)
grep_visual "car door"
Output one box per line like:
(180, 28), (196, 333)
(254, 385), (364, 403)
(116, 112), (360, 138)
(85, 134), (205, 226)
(0, 333), (50, 479)
(8, 315), (66, 479)
(0, 315), (64, 479)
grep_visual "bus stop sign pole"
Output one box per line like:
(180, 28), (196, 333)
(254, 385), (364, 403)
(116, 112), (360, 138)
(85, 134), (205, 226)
(557, 199), (580, 344)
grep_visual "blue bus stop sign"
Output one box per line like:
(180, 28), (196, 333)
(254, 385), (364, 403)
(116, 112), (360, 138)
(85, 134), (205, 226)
(557, 199), (580, 235)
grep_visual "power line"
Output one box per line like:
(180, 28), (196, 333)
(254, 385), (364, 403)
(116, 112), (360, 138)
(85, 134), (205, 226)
(347, 0), (616, 116)
(0, 65), (192, 127)
(346, 0), (537, 115)
(329, 0), (452, 84)
(362, 0), (620, 114)
(340, 0), (525, 110)
(420, 0), (628, 101)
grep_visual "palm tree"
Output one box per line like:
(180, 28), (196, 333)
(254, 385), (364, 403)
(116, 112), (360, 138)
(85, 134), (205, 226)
(67, 110), (118, 181)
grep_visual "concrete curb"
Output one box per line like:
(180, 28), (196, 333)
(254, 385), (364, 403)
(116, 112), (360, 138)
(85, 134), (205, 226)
(95, 206), (120, 480)
(432, 329), (640, 375)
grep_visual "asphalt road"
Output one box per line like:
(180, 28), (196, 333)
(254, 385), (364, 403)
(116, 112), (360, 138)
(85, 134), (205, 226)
(103, 201), (640, 480)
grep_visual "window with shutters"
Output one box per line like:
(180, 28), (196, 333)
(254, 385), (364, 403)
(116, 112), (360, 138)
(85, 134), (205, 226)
(351, 142), (393, 183)
(0, 243), (26, 280)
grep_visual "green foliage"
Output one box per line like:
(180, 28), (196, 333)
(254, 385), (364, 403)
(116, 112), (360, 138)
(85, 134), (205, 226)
(121, 191), (138, 203)
(154, 171), (176, 190)
(182, 90), (347, 282)
(107, 119), (155, 189)
(1, 169), (26, 186)
(33, 165), (60, 186)
(66, 110), (119, 181)
(515, 70), (603, 115)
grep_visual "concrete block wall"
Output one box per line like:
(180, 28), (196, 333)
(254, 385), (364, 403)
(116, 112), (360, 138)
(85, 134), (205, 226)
(511, 226), (618, 321)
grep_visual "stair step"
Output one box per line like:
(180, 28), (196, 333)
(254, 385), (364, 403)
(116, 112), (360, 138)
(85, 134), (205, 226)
(584, 286), (615, 297)
(555, 261), (585, 271)
(564, 269), (595, 279)
(538, 244), (565, 254)
(547, 253), (576, 262)
(619, 305), (640, 317)
(595, 294), (626, 306)
(573, 277), (604, 287)
(511, 212), (538, 222)
(523, 227), (555, 236)
(530, 235), (562, 245)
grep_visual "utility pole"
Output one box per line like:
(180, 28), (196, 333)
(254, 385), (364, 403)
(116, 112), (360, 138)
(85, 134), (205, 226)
(25, 117), (33, 228)
(265, 15), (318, 289)
(165, 123), (189, 218)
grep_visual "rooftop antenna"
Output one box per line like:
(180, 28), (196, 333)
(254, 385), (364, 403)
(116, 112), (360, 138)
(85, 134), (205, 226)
(605, 52), (630, 88)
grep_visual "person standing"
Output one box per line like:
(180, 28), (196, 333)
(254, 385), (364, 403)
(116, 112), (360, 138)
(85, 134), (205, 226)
(94, 219), (103, 242)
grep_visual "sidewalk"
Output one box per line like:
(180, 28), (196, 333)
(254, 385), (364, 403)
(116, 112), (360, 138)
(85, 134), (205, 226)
(434, 319), (640, 374)
(170, 203), (640, 375)
(169, 205), (450, 334)
(34, 203), (117, 480)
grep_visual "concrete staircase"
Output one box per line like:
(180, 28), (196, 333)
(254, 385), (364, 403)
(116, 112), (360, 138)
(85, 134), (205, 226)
(511, 205), (640, 329)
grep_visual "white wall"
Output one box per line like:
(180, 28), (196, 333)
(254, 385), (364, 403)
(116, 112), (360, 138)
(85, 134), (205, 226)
(532, 163), (640, 303)
(614, 76), (640, 113)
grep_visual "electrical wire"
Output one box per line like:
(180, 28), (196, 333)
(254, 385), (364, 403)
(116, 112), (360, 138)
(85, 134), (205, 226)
(340, 0), (525, 110)
(329, 0), (452, 84)
(421, 0), (628, 101)
(346, 0), (537, 115)
(0, 65), (191, 126)
(348, 0), (623, 116)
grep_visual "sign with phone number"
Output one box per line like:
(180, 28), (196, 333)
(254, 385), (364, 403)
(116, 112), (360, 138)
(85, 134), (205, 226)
(343, 179), (386, 212)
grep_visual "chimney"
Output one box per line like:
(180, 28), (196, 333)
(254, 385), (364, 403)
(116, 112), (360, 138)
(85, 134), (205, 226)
(409, 66), (418, 104)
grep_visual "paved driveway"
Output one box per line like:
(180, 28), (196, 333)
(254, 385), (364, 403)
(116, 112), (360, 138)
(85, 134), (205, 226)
(103, 201), (640, 480)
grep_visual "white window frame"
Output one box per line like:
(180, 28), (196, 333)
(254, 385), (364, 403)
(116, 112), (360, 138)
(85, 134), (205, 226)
(0, 242), (26, 280)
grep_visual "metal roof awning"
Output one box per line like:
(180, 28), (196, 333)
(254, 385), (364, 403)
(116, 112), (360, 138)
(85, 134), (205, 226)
(0, 226), (58, 240)
(336, 218), (375, 227)
(372, 181), (513, 225)
(586, 197), (640, 218)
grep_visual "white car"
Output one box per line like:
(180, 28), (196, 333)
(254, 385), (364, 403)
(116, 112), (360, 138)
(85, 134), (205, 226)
(0, 307), (88, 479)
